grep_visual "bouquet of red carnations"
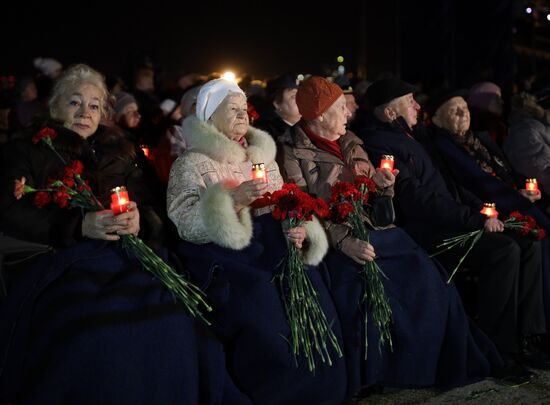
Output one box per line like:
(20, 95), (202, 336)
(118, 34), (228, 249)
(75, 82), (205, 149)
(433, 209), (546, 284)
(252, 183), (342, 372)
(14, 127), (211, 321)
(328, 176), (393, 359)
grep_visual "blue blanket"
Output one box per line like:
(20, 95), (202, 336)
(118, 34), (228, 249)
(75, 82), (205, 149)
(0, 240), (223, 404)
(179, 214), (348, 405)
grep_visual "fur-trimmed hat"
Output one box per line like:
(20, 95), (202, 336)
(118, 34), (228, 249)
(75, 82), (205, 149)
(295, 76), (343, 120)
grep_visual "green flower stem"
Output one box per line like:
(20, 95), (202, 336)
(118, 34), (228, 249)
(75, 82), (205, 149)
(122, 234), (212, 323)
(278, 217), (343, 373)
(434, 220), (529, 284)
(348, 198), (393, 360)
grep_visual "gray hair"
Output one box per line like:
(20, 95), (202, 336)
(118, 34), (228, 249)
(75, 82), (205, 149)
(49, 64), (109, 121)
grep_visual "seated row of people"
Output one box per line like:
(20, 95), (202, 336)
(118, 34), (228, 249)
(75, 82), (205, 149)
(1, 64), (550, 403)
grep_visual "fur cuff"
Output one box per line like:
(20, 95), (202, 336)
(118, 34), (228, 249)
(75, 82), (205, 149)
(200, 183), (253, 250)
(302, 216), (329, 266)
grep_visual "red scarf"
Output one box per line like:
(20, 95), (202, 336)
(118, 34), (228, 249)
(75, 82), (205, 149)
(301, 122), (343, 161)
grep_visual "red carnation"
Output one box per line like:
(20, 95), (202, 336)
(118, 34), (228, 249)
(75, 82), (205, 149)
(53, 190), (70, 208)
(250, 192), (273, 209)
(33, 191), (51, 208)
(32, 127), (57, 144)
(330, 182), (360, 204)
(314, 198), (330, 219)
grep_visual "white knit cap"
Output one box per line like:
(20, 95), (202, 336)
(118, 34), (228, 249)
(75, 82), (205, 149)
(33, 57), (63, 78)
(196, 78), (245, 122)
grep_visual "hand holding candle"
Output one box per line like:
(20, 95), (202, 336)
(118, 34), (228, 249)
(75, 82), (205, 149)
(252, 163), (269, 183)
(380, 155), (395, 170)
(480, 202), (498, 218)
(110, 186), (131, 215)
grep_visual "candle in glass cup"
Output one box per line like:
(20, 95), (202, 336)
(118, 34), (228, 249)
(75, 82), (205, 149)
(380, 155), (395, 170)
(480, 202), (498, 218)
(251, 163), (268, 183)
(525, 178), (539, 192)
(140, 145), (150, 159)
(110, 186), (131, 215)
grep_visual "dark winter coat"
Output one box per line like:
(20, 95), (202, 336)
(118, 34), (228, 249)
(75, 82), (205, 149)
(358, 116), (487, 250)
(0, 122), (156, 247)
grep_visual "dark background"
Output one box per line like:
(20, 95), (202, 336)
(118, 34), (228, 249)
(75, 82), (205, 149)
(1, 0), (543, 93)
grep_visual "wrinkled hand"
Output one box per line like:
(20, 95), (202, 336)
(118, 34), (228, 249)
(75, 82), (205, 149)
(372, 168), (399, 189)
(82, 202), (140, 240)
(341, 237), (376, 265)
(519, 189), (541, 203)
(286, 226), (306, 249)
(112, 201), (140, 236)
(230, 179), (269, 211)
(484, 217), (504, 233)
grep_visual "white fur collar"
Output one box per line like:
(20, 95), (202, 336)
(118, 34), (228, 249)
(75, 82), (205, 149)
(182, 116), (277, 164)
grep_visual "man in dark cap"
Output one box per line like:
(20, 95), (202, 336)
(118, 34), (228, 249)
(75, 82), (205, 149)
(254, 72), (301, 140)
(358, 77), (550, 381)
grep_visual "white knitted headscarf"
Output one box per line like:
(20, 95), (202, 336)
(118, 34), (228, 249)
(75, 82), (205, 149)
(195, 78), (245, 122)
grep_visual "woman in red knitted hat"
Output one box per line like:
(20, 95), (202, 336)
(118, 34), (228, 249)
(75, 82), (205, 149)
(278, 75), (501, 397)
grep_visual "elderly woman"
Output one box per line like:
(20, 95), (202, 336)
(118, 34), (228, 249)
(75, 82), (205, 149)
(0, 64), (218, 404)
(167, 78), (347, 404)
(278, 76), (501, 396)
(429, 90), (550, 232)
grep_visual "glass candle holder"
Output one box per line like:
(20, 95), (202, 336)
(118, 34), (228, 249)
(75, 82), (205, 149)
(251, 163), (268, 183)
(380, 155), (395, 170)
(480, 202), (498, 218)
(525, 178), (539, 192)
(110, 186), (131, 215)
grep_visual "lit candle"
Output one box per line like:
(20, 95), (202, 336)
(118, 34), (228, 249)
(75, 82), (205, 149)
(525, 178), (539, 192)
(251, 163), (268, 183)
(110, 186), (131, 215)
(380, 155), (394, 170)
(140, 145), (150, 159)
(480, 202), (498, 218)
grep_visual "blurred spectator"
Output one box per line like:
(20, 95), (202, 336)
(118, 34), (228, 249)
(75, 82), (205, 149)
(8, 77), (47, 131)
(254, 72), (300, 140)
(468, 81), (507, 147)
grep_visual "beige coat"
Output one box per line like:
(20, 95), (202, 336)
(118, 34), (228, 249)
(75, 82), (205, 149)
(167, 116), (328, 265)
(279, 124), (394, 248)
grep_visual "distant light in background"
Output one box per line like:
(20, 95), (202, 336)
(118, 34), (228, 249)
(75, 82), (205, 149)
(337, 65), (345, 75)
(526, 7), (532, 14)
(337, 55), (344, 63)
(547, 13), (550, 21)
(222, 71), (237, 82)
(297, 74), (305, 83)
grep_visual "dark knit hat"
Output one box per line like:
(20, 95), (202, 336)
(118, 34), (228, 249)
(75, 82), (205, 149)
(265, 72), (298, 97)
(296, 76), (343, 120)
(365, 77), (417, 107)
(427, 88), (469, 117)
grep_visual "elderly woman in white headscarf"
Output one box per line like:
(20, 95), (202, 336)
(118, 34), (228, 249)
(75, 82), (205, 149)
(167, 78), (347, 404)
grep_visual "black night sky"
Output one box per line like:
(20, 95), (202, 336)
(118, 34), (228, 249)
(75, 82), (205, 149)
(1, 0), (530, 96)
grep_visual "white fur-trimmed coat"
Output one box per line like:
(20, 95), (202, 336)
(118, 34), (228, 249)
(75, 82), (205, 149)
(167, 116), (328, 265)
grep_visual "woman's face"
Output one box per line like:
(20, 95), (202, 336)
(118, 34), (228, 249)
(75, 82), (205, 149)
(435, 96), (470, 135)
(118, 102), (141, 129)
(318, 94), (351, 140)
(62, 83), (102, 139)
(209, 92), (249, 142)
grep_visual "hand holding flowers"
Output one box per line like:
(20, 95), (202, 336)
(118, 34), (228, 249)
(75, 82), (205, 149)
(14, 127), (211, 321)
(329, 176), (393, 358)
(251, 183), (342, 372)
